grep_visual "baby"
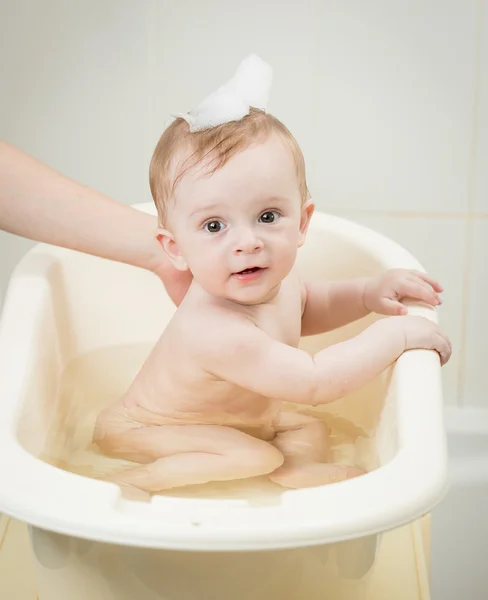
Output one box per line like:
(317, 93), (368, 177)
(93, 60), (451, 494)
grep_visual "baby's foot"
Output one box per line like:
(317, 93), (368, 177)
(269, 462), (365, 489)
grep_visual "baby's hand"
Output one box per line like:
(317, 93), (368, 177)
(363, 269), (443, 316)
(387, 315), (452, 365)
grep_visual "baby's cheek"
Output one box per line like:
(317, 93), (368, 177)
(277, 238), (299, 262)
(195, 252), (227, 280)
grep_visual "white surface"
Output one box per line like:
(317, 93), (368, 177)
(0, 205), (448, 554)
(431, 407), (488, 600)
(474, 0), (488, 215)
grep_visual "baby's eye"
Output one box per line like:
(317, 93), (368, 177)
(204, 220), (224, 233)
(259, 211), (279, 224)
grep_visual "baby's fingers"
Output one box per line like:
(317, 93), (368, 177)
(411, 271), (444, 293)
(398, 280), (441, 306)
(379, 298), (408, 315)
(435, 333), (452, 366)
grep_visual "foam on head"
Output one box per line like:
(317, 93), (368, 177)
(149, 108), (310, 226)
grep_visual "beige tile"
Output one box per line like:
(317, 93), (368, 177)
(313, 1), (478, 214)
(334, 213), (467, 406)
(474, 0), (488, 214)
(147, 0), (320, 171)
(463, 220), (488, 407)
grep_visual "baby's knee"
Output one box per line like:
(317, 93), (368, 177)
(232, 442), (284, 476)
(92, 408), (134, 447)
(92, 424), (129, 459)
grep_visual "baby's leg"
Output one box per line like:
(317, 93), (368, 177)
(268, 413), (364, 489)
(96, 424), (284, 492)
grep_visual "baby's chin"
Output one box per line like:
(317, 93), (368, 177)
(193, 278), (281, 306)
(208, 283), (282, 306)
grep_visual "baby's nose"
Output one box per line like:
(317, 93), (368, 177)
(233, 228), (264, 254)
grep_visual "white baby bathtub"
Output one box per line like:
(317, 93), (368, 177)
(0, 204), (447, 599)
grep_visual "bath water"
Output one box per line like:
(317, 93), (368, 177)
(40, 344), (377, 502)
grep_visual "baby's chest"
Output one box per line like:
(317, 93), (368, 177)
(256, 293), (302, 347)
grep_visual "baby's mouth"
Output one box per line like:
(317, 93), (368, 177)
(234, 267), (262, 275)
(231, 266), (267, 281)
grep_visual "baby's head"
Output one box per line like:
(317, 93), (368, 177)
(150, 108), (314, 304)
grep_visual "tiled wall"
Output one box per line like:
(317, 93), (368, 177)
(0, 0), (486, 406)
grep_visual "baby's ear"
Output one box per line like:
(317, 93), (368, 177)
(298, 200), (315, 247)
(156, 228), (189, 271)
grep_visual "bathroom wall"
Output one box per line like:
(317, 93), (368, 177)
(0, 0), (486, 407)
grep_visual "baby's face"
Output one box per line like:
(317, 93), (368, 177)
(161, 133), (313, 304)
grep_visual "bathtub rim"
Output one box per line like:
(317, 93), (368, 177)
(0, 208), (449, 551)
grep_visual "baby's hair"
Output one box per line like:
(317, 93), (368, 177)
(149, 108), (310, 225)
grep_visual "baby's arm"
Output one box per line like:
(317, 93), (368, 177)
(203, 313), (450, 407)
(301, 270), (443, 336)
(301, 279), (369, 336)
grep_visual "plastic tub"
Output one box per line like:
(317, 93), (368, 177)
(0, 205), (447, 598)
